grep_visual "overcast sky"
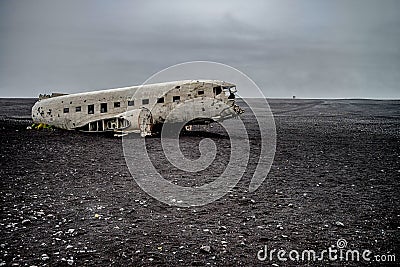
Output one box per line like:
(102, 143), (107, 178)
(1, 0), (399, 98)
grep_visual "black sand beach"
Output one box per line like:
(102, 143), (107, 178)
(0, 98), (399, 266)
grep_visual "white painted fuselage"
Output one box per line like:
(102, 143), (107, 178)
(32, 80), (243, 136)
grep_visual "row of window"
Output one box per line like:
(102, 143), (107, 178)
(156, 96), (181, 103)
(60, 88), (212, 114)
(63, 100), (137, 114)
(62, 96), (183, 114)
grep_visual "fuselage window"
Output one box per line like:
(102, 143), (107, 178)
(128, 100), (135, 106)
(100, 103), (107, 113)
(157, 97), (164, 103)
(198, 90), (204, 95)
(173, 96), (180, 102)
(142, 99), (149, 105)
(88, 104), (94, 114)
(76, 106), (81, 112)
(63, 107), (69, 113)
(114, 102), (120, 108)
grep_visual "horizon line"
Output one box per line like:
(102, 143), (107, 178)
(1, 96), (399, 101)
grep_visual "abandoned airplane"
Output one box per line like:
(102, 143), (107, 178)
(32, 80), (244, 136)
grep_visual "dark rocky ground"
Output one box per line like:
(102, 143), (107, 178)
(0, 98), (399, 266)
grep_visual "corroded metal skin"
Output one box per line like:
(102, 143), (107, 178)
(32, 80), (243, 136)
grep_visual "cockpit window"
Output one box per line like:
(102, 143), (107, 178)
(213, 86), (222, 95)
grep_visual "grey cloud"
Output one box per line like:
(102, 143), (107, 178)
(0, 0), (399, 98)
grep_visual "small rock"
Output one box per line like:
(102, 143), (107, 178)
(36, 211), (45, 216)
(67, 257), (74, 265)
(200, 245), (211, 253)
(41, 254), (49, 261)
(21, 219), (31, 225)
(335, 221), (345, 227)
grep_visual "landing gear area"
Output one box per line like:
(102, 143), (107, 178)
(77, 117), (130, 133)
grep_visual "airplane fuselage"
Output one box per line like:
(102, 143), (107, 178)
(32, 80), (243, 136)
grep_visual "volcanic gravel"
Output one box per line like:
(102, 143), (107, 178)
(0, 98), (399, 266)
